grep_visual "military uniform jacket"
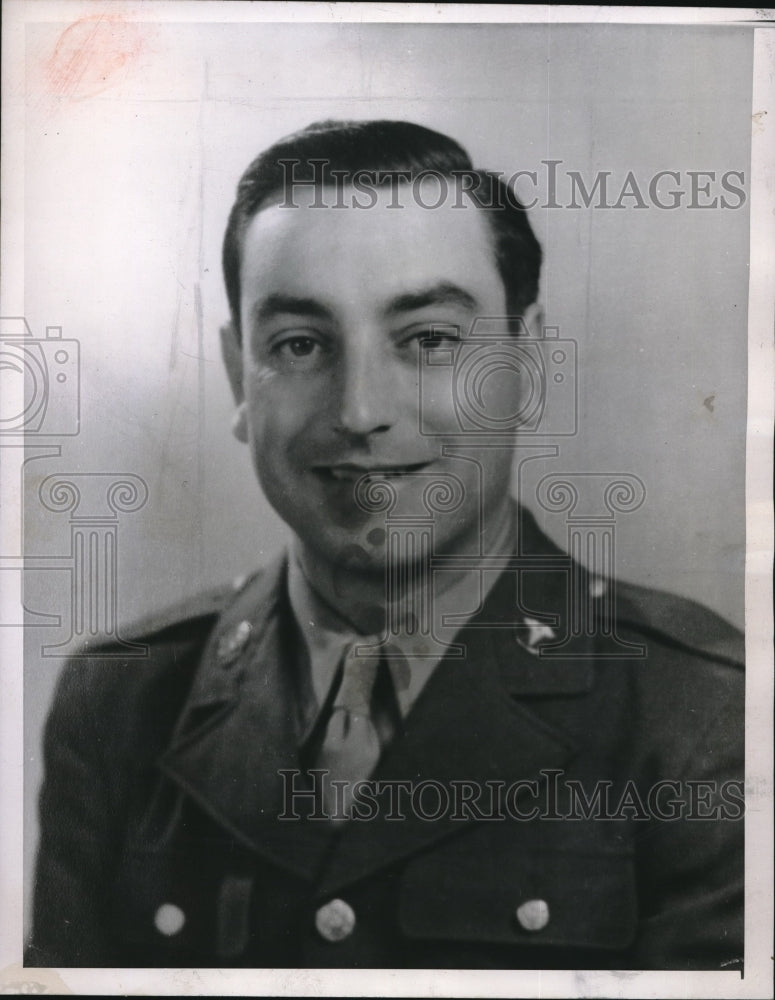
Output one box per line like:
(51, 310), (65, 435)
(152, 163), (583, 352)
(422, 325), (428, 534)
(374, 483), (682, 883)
(27, 512), (744, 970)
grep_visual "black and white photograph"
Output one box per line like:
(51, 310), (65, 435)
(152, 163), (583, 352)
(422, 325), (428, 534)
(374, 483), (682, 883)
(1, 3), (773, 996)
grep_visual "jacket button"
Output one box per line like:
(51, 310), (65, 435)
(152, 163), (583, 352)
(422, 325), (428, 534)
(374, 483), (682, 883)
(515, 898), (550, 932)
(154, 903), (186, 936)
(315, 898), (356, 942)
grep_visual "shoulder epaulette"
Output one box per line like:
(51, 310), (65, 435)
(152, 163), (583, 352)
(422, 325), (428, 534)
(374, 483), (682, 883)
(613, 580), (744, 669)
(120, 571), (261, 644)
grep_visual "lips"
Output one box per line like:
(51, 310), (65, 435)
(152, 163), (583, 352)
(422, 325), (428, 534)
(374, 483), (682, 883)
(315, 461), (431, 483)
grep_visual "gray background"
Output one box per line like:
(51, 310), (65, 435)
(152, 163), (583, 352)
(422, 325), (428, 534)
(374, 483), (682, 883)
(22, 22), (751, 928)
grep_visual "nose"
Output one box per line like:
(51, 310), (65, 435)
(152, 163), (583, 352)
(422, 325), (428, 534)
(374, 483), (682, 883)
(335, 340), (398, 437)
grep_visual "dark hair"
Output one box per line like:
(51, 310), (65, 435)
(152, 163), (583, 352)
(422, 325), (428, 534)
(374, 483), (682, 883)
(222, 119), (542, 338)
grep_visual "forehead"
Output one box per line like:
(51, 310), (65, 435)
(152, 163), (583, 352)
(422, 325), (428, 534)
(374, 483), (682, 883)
(239, 182), (504, 312)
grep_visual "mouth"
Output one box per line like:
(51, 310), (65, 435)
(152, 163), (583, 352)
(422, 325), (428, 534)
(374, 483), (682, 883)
(314, 461), (431, 483)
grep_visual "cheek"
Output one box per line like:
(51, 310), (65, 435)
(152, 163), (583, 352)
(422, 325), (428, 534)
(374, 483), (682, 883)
(245, 362), (281, 399)
(420, 350), (525, 434)
(244, 372), (324, 454)
(478, 366), (524, 422)
(417, 366), (459, 429)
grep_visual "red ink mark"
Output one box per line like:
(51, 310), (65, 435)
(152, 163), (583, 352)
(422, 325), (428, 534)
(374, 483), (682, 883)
(44, 13), (144, 101)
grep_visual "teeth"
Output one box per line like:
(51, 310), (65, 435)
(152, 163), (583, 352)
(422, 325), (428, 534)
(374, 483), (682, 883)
(326, 466), (420, 481)
(329, 468), (361, 481)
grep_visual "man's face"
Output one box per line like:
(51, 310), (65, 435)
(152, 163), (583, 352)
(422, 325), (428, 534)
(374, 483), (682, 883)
(228, 182), (533, 575)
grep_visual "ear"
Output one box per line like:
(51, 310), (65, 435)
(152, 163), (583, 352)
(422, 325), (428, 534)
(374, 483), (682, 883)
(511, 301), (547, 433)
(520, 301), (544, 338)
(220, 321), (248, 444)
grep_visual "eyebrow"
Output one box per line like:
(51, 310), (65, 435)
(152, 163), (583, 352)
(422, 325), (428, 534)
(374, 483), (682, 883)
(252, 294), (334, 325)
(249, 282), (480, 327)
(382, 282), (479, 318)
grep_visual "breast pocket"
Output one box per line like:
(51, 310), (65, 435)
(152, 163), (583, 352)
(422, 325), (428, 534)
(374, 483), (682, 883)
(398, 842), (638, 954)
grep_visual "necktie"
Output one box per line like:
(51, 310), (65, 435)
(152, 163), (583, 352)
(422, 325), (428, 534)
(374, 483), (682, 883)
(316, 644), (383, 821)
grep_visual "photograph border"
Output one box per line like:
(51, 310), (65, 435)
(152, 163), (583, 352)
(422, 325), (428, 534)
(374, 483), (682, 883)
(1, 3), (772, 997)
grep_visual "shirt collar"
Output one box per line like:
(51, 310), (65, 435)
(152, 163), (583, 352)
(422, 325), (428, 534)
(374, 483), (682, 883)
(286, 511), (516, 724)
(286, 553), (367, 715)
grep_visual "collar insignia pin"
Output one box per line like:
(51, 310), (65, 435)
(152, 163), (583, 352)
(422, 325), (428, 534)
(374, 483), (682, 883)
(517, 616), (556, 655)
(217, 620), (252, 666)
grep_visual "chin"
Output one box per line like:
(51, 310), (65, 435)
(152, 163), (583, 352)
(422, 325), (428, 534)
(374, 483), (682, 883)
(331, 519), (472, 570)
(295, 521), (388, 574)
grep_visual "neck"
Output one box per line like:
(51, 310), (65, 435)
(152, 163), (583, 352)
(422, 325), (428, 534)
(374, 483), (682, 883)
(293, 501), (517, 634)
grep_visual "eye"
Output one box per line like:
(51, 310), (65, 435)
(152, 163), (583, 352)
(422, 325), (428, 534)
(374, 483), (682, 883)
(268, 330), (329, 371)
(283, 336), (317, 358)
(424, 329), (461, 347)
(400, 325), (462, 350)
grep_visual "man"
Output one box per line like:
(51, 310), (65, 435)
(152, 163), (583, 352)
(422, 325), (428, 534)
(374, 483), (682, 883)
(27, 120), (744, 970)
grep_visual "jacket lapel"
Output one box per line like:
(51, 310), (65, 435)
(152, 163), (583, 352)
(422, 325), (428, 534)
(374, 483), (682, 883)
(318, 562), (595, 895)
(157, 555), (336, 880)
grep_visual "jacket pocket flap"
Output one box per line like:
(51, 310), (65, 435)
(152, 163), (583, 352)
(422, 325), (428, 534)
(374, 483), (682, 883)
(399, 847), (637, 951)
